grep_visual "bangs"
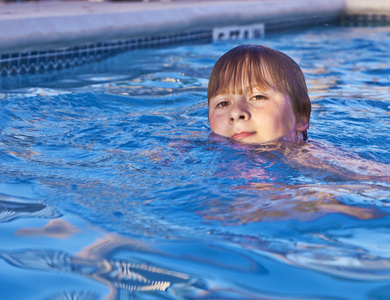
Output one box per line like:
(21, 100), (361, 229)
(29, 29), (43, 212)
(209, 51), (274, 97)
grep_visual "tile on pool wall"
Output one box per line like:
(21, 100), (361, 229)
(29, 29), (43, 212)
(0, 29), (212, 76)
(0, 14), (344, 77)
(341, 14), (390, 26)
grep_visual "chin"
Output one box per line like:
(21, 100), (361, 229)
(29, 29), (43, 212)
(235, 134), (296, 145)
(232, 135), (267, 145)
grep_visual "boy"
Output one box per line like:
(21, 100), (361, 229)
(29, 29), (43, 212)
(207, 44), (389, 179)
(208, 44), (311, 144)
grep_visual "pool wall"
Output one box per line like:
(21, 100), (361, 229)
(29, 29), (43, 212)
(344, 0), (390, 25)
(0, 0), (389, 76)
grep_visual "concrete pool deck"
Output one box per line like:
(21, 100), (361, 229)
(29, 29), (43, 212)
(1, 0), (389, 55)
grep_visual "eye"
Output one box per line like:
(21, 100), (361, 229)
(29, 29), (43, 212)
(251, 94), (268, 101)
(216, 101), (230, 108)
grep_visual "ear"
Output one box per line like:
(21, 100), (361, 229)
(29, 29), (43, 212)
(295, 117), (308, 132)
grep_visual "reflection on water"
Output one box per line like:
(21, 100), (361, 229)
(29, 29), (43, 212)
(0, 194), (61, 223)
(1, 240), (196, 299)
(16, 219), (79, 238)
(0, 195), (200, 299)
(1, 26), (390, 299)
(199, 183), (387, 224)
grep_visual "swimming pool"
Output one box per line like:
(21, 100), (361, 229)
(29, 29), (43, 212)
(1, 25), (390, 299)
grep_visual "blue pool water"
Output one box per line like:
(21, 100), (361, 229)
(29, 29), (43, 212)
(1, 26), (390, 299)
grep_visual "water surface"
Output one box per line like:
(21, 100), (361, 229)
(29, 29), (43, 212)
(1, 26), (390, 300)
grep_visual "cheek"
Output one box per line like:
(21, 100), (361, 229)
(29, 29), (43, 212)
(280, 104), (297, 128)
(252, 104), (295, 134)
(208, 111), (226, 132)
(270, 102), (296, 128)
(253, 107), (280, 126)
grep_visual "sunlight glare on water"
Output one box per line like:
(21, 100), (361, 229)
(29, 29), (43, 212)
(0, 26), (390, 300)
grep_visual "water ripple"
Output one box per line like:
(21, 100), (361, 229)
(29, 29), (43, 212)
(0, 194), (61, 223)
(1, 26), (390, 300)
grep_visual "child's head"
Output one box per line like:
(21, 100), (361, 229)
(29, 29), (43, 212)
(208, 44), (311, 144)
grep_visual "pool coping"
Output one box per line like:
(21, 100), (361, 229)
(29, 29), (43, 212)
(1, 0), (390, 76)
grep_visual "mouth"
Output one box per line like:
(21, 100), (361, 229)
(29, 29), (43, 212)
(231, 131), (257, 140)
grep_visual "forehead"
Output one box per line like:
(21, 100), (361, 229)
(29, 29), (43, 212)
(220, 82), (274, 93)
(214, 57), (279, 93)
(210, 84), (288, 103)
(215, 74), (277, 98)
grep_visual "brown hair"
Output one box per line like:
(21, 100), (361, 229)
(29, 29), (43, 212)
(208, 44), (311, 135)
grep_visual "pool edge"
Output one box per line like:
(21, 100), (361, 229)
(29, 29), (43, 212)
(1, 0), (390, 76)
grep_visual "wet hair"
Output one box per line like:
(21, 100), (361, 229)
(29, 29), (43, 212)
(208, 44), (311, 139)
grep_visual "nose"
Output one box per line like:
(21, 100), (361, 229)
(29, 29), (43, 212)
(229, 101), (251, 123)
